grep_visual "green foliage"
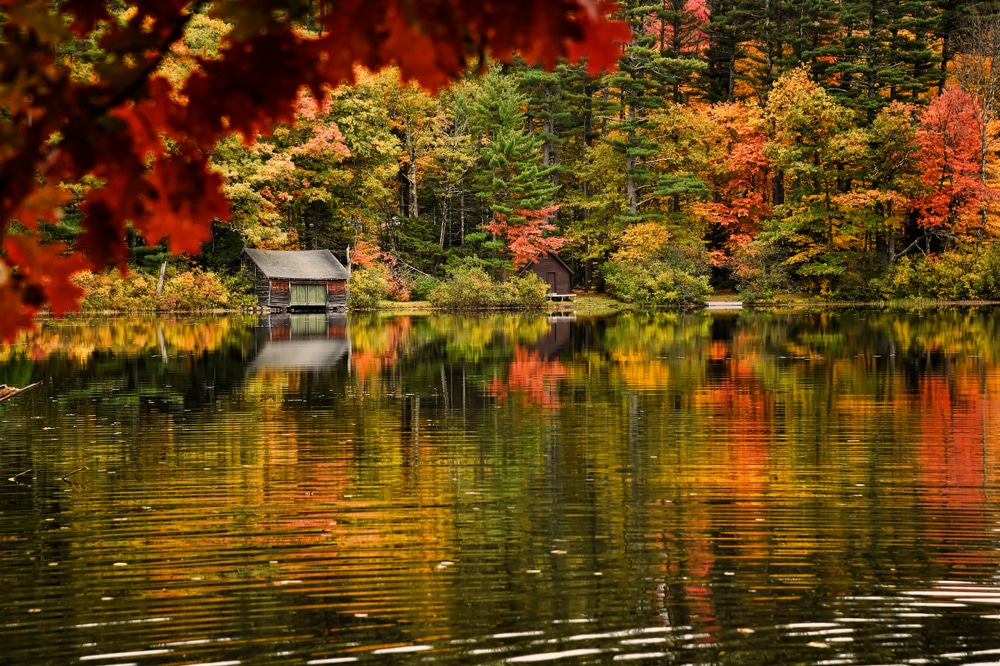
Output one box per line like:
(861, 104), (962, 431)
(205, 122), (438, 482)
(733, 242), (796, 303)
(431, 261), (548, 309)
(872, 247), (1000, 301)
(602, 260), (711, 306)
(348, 265), (393, 310)
(408, 274), (441, 301)
(833, 252), (886, 301)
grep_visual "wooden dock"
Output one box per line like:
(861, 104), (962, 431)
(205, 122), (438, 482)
(705, 300), (743, 310)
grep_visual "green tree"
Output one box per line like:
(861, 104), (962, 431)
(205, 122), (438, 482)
(764, 67), (863, 288)
(470, 68), (559, 271)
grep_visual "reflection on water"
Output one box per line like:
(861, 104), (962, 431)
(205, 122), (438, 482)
(249, 313), (350, 372)
(3, 309), (1000, 664)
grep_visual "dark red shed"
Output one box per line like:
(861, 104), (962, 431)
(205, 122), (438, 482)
(527, 252), (574, 297)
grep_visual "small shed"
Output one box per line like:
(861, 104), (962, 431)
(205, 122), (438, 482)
(527, 252), (574, 298)
(242, 248), (350, 311)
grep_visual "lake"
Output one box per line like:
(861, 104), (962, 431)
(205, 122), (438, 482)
(3, 308), (1000, 665)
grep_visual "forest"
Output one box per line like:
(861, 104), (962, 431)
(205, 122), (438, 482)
(20, 0), (1000, 311)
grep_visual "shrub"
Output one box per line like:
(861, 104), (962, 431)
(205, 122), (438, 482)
(498, 273), (549, 308)
(602, 260), (711, 306)
(831, 252), (885, 301)
(409, 274), (441, 301)
(431, 262), (548, 309)
(347, 265), (392, 310)
(73, 266), (254, 311)
(871, 247), (1000, 301)
(733, 242), (795, 303)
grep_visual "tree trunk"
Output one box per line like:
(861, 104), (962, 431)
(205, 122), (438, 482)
(626, 96), (639, 216)
(439, 199), (449, 249)
(407, 120), (419, 218)
(156, 260), (167, 296)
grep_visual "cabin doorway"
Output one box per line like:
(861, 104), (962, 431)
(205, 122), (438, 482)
(545, 272), (558, 293)
(290, 284), (327, 308)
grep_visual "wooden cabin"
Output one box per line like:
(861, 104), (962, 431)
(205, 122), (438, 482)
(241, 248), (350, 311)
(527, 252), (574, 300)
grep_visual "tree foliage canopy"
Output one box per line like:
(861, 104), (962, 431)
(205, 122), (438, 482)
(0, 0), (629, 338)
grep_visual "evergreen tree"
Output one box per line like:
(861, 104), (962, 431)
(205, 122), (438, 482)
(704, 0), (754, 101)
(468, 68), (559, 269)
(831, 0), (939, 116)
(601, 0), (689, 217)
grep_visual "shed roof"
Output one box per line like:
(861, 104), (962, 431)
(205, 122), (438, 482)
(526, 251), (574, 275)
(243, 248), (350, 280)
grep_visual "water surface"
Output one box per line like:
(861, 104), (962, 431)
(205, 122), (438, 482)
(3, 309), (1000, 665)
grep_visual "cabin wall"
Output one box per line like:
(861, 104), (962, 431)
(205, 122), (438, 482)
(326, 280), (347, 310)
(242, 256), (273, 308)
(268, 279), (347, 310)
(531, 255), (572, 294)
(269, 280), (291, 309)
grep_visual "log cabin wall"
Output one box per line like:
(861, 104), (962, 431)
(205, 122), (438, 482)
(269, 279), (291, 309)
(327, 280), (347, 309)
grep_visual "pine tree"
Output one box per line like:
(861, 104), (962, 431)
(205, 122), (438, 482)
(704, 0), (754, 101)
(467, 68), (559, 270)
(831, 0), (938, 117)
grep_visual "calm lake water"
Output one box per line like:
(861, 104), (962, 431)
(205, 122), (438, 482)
(3, 309), (1000, 665)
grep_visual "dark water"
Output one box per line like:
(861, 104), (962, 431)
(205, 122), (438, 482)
(3, 309), (1000, 665)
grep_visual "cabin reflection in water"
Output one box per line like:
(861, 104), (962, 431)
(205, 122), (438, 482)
(248, 313), (350, 371)
(537, 312), (574, 359)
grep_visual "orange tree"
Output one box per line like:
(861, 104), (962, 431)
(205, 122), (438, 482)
(0, 0), (628, 338)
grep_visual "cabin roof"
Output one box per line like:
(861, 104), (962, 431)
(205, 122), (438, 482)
(242, 248), (350, 280)
(249, 338), (350, 372)
(529, 251), (574, 275)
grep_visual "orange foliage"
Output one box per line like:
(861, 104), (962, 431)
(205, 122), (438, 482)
(489, 346), (568, 408)
(485, 205), (568, 270)
(912, 88), (993, 238)
(0, 0), (628, 338)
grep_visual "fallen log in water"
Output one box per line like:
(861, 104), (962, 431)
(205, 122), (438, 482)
(0, 382), (41, 403)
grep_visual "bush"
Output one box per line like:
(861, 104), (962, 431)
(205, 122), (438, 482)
(430, 262), (548, 309)
(408, 274), (441, 301)
(347, 265), (392, 310)
(831, 252), (885, 301)
(498, 273), (549, 308)
(73, 266), (254, 312)
(733, 242), (795, 303)
(602, 260), (711, 306)
(871, 247), (1000, 301)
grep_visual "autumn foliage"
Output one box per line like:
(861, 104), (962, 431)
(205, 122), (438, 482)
(484, 205), (568, 270)
(0, 0), (629, 339)
(912, 87), (991, 240)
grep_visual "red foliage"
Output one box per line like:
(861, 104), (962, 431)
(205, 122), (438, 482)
(349, 236), (411, 300)
(349, 237), (384, 269)
(485, 205), (568, 270)
(0, 0), (628, 338)
(704, 104), (770, 240)
(911, 87), (992, 235)
(644, 0), (709, 55)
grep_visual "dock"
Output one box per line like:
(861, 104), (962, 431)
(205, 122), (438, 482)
(705, 300), (743, 310)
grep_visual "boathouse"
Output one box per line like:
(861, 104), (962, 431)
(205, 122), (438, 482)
(527, 252), (574, 300)
(241, 248), (350, 311)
